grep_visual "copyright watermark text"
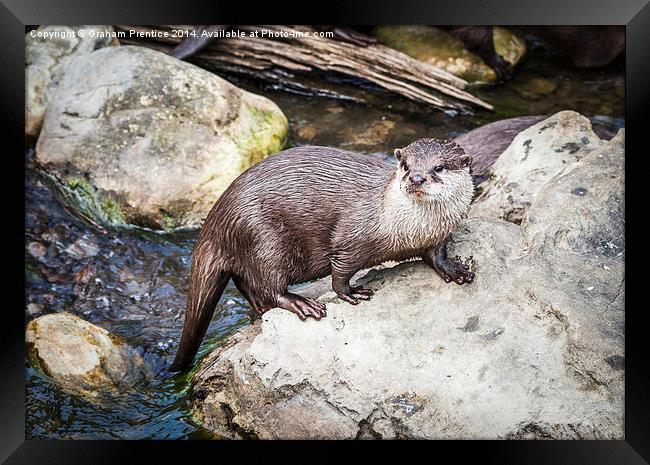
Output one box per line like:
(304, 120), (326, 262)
(29, 27), (334, 41)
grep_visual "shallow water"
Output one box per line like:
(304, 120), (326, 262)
(25, 31), (624, 439)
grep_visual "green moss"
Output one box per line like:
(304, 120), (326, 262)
(161, 211), (182, 230)
(66, 177), (91, 191)
(493, 27), (527, 68)
(84, 333), (103, 349)
(234, 104), (289, 171)
(101, 197), (127, 225)
(38, 169), (129, 230)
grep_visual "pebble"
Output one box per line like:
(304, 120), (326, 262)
(26, 302), (43, 315)
(27, 241), (48, 260)
(65, 238), (100, 259)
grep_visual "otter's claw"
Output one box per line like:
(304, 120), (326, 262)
(277, 294), (327, 320)
(351, 286), (374, 296)
(488, 54), (513, 81)
(338, 286), (374, 305)
(434, 259), (475, 285)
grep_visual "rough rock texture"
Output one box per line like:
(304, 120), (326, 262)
(36, 45), (288, 231)
(453, 115), (546, 182)
(470, 111), (603, 224)
(373, 26), (526, 83)
(26, 312), (151, 397)
(25, 25), (117, 138)
(190, 127), (624, 440)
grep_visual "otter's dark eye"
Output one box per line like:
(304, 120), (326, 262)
(433, 165), (444, 173)
(401, 161), (409, 171)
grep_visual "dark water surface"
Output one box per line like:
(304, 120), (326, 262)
(25, 34), (624, 439)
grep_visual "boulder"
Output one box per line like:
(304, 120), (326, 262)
(26, 312), (151, 397)
(25, 25), (117, 138)
(453, 115), (546, 181)
(470, 111), (603, 223)
(189, 129), (624, 440)
(36, 45), (288, 231)
(373, 26), (526, 83)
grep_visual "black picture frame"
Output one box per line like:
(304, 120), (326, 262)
(4, 0), (649, 463)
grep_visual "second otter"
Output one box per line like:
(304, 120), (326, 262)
(171, 139), (475, 371)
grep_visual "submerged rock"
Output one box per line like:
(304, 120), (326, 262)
(515, 77), (558, 98)
(26, 313), (151, 397)
(190, 129), (624, 440)
(25, 25), (116, 138)
(64, 237), (100, 259)
(373, 26), (526, 83)
(27, 241), (48, 261)
(36, 46), (288, 231)
(470, 111), (603, 223)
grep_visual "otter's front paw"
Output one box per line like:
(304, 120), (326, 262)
(489, 54), (513, 81)
(434, 259), (475, 285)
(337, 286), (374, 305)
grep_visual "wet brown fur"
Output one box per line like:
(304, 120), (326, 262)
(171, 140), (473, 370)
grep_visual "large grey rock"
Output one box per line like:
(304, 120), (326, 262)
(453, 115), (546, 181)
(25, 26), (116, 138)
(190, 129), (624, 440)
(26, 312), (151, 397)
(471, 111), (603, 223)
(36, 45), (288, 231)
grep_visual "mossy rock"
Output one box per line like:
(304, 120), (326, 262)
(26, 313), (151, 398)
(36, 46), (288, 231)
(373, 26), (526, 83)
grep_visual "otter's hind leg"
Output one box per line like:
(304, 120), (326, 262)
(232, 276), (271, 319)
(234, 277), (327, 321)
(423, 242), (474, 285)
(275, 293), (327, 321)
(330, 260), (374, 305)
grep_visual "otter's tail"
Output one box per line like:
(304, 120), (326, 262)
(170, 246), (230, 372)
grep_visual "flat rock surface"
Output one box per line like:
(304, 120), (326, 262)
(190, 117), (624, 439)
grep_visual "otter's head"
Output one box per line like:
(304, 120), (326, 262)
(394, 138), (473, 202)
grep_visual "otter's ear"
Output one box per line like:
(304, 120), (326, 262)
(460, 153), (472, 169)
(394, 148), (403, 161)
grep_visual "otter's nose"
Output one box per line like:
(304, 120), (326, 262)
(409, 174), (426, 186)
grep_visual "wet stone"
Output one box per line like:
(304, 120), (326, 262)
(65, 238), (100, 259)
(152, 283), (177, 299)
(26, 313), (151, 397)
(27, 241), (48, 260)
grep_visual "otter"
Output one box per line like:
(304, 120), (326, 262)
(171, 139), (475, 371)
